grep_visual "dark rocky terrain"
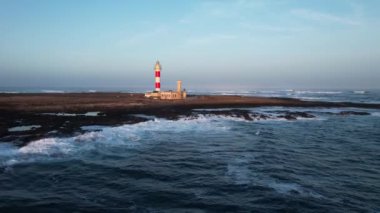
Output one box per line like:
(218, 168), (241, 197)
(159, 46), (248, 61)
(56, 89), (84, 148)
(0, 93), (377, 146)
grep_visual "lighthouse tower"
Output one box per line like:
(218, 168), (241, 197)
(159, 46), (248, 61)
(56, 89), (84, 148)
(145, 60), (186, 100)
(154, 61), (161, 92)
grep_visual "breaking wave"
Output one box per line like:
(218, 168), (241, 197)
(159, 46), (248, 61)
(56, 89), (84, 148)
(294, 90), (342, 94)
(0, 105), (379, 212)
(0, 117), (232, 168)
(0, 111), (323, 170)
(0, 91), (20, 94)
(40, 90), (65, 93)
(295, 96), (326, 101)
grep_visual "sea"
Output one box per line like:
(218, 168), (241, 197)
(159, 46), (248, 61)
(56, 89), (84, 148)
(0, 88), (379, 212)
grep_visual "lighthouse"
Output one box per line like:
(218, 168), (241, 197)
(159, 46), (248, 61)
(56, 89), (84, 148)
(145, 60), (187, 100)
(154, 61), (161, 92)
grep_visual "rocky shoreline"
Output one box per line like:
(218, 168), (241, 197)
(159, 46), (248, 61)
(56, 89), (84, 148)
(0, 93), (378, 146)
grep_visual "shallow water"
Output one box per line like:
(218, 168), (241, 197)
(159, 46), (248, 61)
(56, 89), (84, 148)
(0, 106), (379, 212)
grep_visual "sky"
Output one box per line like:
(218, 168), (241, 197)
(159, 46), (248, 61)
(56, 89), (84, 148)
(0, 0), (379, 90)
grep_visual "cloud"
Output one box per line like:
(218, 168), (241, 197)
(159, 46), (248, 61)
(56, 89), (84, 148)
(291, 9), (360, 26)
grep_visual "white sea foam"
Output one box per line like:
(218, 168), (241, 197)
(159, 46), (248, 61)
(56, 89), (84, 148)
(0, 117), (234, 168)
(187, 114), (249, 123)
(74, 131), (106, 143)
(268, 181), (324, 199)
(132, 114), (157, 120)
(283, 89), (295, 92)
(41, 90), (65, 93)
(296, 117), (326, 121)
(193, 108), (244, 111)
(297, 96), (325, 100)
(193, 109), (325, 122)
(0, 91), (19, 94)
(220, 93), (234, 96)
(259, 90), (277, 94)
(42, 113), (77, 116)
(214, 91), (251, 96)
(19, 138), (74, 155)
(0, 109), (342, 169)
(8, 125), (41, 132)
(353, 90), (366, 94)
(295, 90), (342, 94)
(256, 117), (289, 122)
(270, 182), (301, 194)
(41, 112), (101, 117)
(252, 107), (371, 114)
(84, 112), (100, 116)
(372, 112), (380, 117)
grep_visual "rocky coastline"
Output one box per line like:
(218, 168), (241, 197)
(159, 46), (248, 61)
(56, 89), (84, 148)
(0, 93), (378, 146)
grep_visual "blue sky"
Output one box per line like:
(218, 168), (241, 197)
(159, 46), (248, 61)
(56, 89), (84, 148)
(0, 0), (379, 89)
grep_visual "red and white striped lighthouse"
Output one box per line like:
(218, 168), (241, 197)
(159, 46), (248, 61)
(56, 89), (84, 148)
(154, 60), (161, 92)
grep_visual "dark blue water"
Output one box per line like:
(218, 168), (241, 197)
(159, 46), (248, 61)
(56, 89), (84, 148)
(0, 91), (380, 212)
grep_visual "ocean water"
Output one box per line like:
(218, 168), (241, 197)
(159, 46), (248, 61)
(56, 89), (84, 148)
(197, 89), (380, 104)
(1, 91), (380, 212)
